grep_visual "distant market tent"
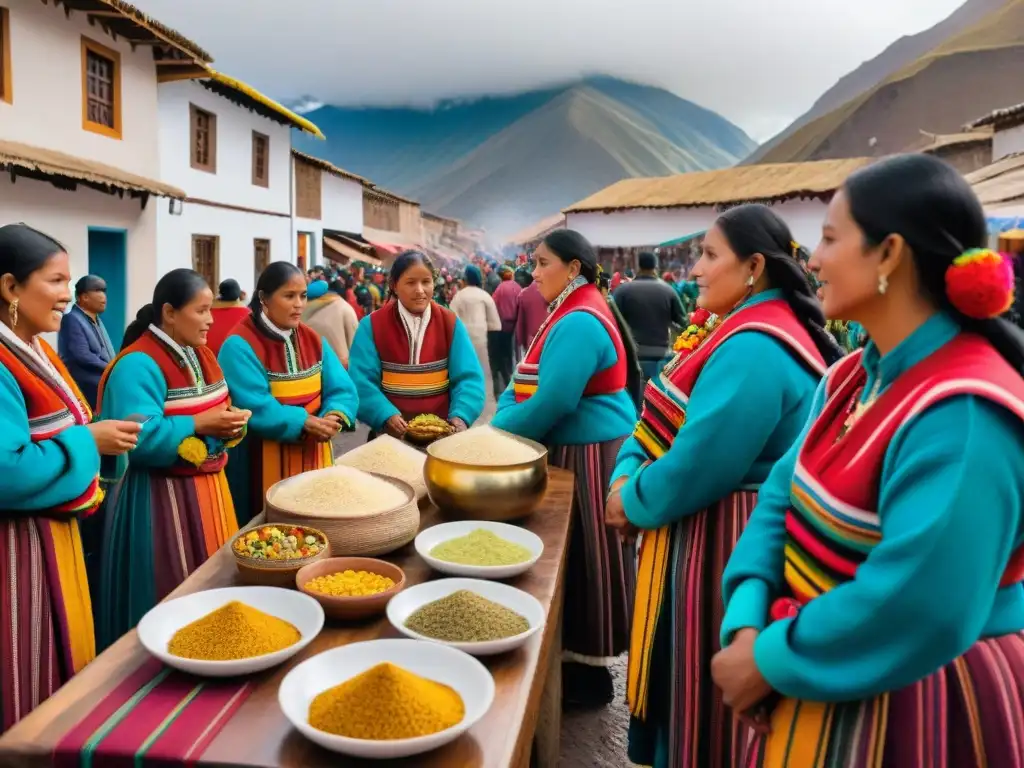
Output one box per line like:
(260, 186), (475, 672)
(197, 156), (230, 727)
(658, 230), (706, 248)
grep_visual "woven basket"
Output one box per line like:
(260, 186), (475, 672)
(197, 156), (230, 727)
(230, 524), (331, 587)
(266, 468), (419, 557)
(335, 434), (428, 500)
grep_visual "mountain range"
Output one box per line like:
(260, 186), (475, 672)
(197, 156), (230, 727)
(750, 0), (1023, 164)
(292, 76), (755, 237)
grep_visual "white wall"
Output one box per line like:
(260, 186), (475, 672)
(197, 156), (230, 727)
(1, 175), (157, 331)
(567, 198), (830, 251)
(993, 123), (1024, 162)
(157, 80), (292, 214)
(322, 174), (364, 234)
(0, 0), (160, 179)
(157, 204), (292, 297)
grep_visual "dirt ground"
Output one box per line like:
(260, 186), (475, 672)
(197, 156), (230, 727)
(334, 414), (632, 767)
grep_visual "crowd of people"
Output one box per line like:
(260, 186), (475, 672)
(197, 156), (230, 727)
(1, 153), (1023, 767)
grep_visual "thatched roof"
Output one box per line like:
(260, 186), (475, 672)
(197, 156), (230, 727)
(54, 0), (210, 80)
(966, 152), (1024, 206)
(365, 185), (419, 207)
(202, 71), (324, 137)
(915, 127), (993, 153)
(505, 213), (565, 245)
(966, 102), (1024, 131)
(564, 159), (872, 214)
(0, 139), (185, 199)
(291, 150), (369, 186)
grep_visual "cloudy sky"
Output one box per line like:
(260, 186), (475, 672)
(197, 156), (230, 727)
(135, 0), (965, 142)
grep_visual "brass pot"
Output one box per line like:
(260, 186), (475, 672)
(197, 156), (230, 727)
(424, 433), (548, 521)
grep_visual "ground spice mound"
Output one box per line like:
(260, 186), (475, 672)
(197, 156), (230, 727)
(405, 589), (531, 642)
(167, 600), (301, 660)
(430, 528), (533, 566)
(308, 662), (464, 740)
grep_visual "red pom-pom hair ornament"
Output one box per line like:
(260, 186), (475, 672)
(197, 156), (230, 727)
(944, 249), (1015, 320)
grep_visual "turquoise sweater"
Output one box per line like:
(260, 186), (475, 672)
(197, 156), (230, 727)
(0, 366), (99, 512)
(101, 352), (235, 468)
(347, 314), (485, 432)
(722, 312), (1024, 702)
(491, 311), (637, 446)
(218, 336), (358, 443)
(612, 290), (820, 528)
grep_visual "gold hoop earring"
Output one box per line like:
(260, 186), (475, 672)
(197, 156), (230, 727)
(878, 275), (888, 295)
(8, 299), (18, 328)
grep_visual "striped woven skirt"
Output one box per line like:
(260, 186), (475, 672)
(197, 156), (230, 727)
(745, 631), (1024, 768)
(549, 438), (635, 664)
(226, 436), (333, 526)
(628, 490), (758, 768)
(97, 470), (237, 650)
(1, 516), (95, 733)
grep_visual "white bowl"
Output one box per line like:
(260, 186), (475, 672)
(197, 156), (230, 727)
(386, 577), (545, 656)
(137, 586), (324, 677)
(415, 520), (543, 579)
(278, 638), (494, 759)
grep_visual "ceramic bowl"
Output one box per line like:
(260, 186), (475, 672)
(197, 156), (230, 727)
(386, 577), (545, 656)
(278, 638), (494, 759)
(137, 586), (324, 677)
(415, 520), (543, 579)
(295, 557), (406, 620)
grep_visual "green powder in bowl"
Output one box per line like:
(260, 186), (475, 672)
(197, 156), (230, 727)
(405, 590), (530, 642)
(429, 529), (533, 567)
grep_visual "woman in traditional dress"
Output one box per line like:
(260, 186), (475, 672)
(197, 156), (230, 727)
(450, 264), (502, 409)
(219, 262), (359, 524)
(605, 204), (843, 768)
(348, 251), (485, 438)
(96, 269), (248, 648)
(490, 230), (637, 706)
(207, 278), (249, 355)
(713, 155), (1024, 767)
(303, 278), (359, 368)
(0, 224), (140, 731)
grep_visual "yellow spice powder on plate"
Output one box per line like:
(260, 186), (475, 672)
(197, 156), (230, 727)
(308, 662), (464, 740)
(167, 601), (301, 661)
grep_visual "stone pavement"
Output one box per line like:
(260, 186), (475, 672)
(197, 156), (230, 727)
(333, 412), (632, 766)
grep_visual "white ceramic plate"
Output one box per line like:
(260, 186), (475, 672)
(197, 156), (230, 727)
(278, 638), (494, 759)
(136, 586), (324, 677)
(386, 577), (545, 656)
(415, 520), (543, 579)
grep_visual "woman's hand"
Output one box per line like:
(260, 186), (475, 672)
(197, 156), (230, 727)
(605, 478), (638, 542)
(711, 628), (773, 713)
(303, 415), (339, 442)
(449, 417), (468, 433)
(385, 414), (408, 439)
(195, 406), (249, 439)
(86, 420), (142, 456)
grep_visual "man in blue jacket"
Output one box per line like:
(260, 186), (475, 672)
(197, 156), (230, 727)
(58, 275), (115, 409)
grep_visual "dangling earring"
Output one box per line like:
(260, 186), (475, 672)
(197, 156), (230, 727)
(8, 299), (18, 328)
(746, 275), (754, 288)
(877, 274), (888, 295)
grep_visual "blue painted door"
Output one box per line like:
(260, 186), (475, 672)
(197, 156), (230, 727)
(87, 229), (127, 350)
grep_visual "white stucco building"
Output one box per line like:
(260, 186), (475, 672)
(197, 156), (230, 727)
(292, 150), (379, 269)
(964, 103), (1024, 226)
(0, 0), (203, 347)
(563, 158), (874, 257)
(156, 74), (324, 297)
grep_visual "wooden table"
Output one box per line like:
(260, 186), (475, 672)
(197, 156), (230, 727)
(0, 469), (574, 768)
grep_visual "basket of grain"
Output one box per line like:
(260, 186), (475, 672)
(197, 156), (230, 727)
(336, 435), (428, 501)
(266, 466), (419, 557)
(424, 426), (548, 522)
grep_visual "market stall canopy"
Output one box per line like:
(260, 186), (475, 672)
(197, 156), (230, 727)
(323, 236), (381, 266)
(563, 158), (873, 214)
(967, 153), (1024, 209)
(362, 226), (423, 255)
(659, 230), (707, 248)
(0, 139), (186, 201)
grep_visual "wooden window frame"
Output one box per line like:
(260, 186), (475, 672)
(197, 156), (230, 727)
(251, 131), (269, 188)
(191, 234), (220, 289)
(254, 238), (271, 284)
(0, 7), (12, 105)
(81, 36), (121, 139)
(189, 103), (217, 173)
